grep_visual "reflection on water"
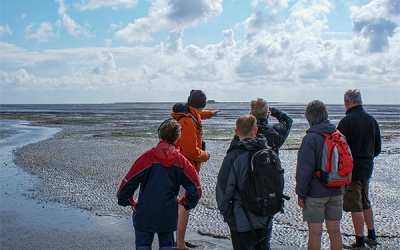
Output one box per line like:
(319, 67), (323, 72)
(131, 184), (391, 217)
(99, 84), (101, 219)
(0, 121), (131, 230)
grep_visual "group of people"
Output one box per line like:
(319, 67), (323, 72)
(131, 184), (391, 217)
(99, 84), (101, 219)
(116, 89), (381, 250)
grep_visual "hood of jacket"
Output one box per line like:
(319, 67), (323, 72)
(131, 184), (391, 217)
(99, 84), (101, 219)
(227, 134), (268, 153)
(170, 103), (199, 121)
(307, 120), (336, 135)
(152, 141), (180, 167)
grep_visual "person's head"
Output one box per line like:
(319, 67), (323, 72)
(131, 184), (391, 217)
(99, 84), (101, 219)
(344, 89), (362, 111)
(235, 114), (258, 140)
(158, 119), (181, 144)
(250, 98), (269, 119)
(188, 89), (207, 112)
(304, 100), (328, 127)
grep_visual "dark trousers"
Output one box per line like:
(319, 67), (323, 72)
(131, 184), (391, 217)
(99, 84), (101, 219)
(230, 222), (271, 250)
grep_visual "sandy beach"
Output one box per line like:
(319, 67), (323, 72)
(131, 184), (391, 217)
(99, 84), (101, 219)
(1, 103), (399, 249)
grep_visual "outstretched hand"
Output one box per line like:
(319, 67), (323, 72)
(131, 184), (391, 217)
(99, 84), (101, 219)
(212, 110), (221, 116)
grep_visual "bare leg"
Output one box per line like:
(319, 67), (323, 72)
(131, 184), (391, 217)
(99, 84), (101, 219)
(325, 220), (342, 250)
(176, 205), (190, 249)
(363, 208), (374, 230)
(307, 222), (322, 250)
(351, 212), (365, 236)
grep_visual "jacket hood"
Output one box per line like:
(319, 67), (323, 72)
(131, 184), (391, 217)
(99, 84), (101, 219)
(307, 120), (336, 134)
(171, 103), (197, 120)
(228, 134), (268, 153)
(152, 141), (180, 167)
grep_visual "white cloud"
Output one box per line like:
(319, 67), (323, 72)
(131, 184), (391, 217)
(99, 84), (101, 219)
(91, 52), (117, 74)
(251, 0), (290, 12)
(77, 0), (138, 10)
(165, 29), (183, 54)
(25, 22), (56, 42)
(0, 24), (12, 36)
(115, 0), (223, 43)
(350, 0), (399, 53)
(56, 0), (92, 38)
(1, 1), (399, 104)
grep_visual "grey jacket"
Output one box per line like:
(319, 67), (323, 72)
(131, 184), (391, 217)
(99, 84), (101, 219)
(216, 135), (270, 232)
(296, 120), (344, 200)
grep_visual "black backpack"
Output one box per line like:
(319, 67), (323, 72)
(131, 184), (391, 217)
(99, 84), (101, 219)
(237, 147), (289, 216)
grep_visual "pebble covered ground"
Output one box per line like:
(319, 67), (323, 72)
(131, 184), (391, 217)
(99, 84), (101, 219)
(10, 123), (400, 249)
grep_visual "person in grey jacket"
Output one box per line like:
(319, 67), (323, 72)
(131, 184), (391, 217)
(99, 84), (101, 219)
(296, 100), (343, 250)
(216, 114), (270, 250)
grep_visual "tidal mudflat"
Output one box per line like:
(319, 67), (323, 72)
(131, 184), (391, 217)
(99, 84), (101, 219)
(1, 103), (399, 249)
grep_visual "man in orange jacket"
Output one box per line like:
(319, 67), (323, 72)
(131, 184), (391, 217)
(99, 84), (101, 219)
(171, 89), (220, 249)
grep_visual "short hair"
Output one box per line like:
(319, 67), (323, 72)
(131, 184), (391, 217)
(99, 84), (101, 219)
(344, 89), (362, 105)
(236, 114), (257, 137)
(158, 119), (181, 143)
(250, 98), (268, 119)
(304, 100), (328, 127)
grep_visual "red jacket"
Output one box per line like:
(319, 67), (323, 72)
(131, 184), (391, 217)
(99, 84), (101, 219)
(116, 141), (202, 233)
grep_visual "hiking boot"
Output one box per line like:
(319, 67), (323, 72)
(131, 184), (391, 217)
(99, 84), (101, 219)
(343, 242), (367, 249)
(365, 237), (378, 247)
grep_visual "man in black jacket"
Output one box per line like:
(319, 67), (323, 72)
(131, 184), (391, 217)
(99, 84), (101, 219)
(338, 89), (381, 249)
(216, 114), (271, 250)
(229, 98), (292, 249)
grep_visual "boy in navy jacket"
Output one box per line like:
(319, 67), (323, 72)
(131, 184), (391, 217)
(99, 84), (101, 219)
(117, 119), (202, 249)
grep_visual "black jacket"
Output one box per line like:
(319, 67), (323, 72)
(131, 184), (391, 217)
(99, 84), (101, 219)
(229, 107), (293, 154)
(337, 105), (381, 180)
(216, 135), (270, 232)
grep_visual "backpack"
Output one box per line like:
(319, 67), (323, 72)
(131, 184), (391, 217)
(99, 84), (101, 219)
(314, 130), (353, 187)
(238, 147), (290, 217)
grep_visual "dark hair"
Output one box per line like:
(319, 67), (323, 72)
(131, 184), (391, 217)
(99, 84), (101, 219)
(236, 114), (257, 137)
(344, 89), (362, 105)
(158, 119), (181, 143)
(304, 100), (328, 127)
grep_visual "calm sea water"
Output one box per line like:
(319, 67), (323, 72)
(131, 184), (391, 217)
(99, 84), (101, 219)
(1, 103), (399, 135)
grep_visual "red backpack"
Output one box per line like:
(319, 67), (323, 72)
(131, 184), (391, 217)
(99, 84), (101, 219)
(314, 130), (353, 187)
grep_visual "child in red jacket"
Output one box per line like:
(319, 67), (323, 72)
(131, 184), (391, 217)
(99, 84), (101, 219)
(117, 119), (202, 249)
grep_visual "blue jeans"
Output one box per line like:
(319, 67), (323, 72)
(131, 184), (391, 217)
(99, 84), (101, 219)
(135, 230), (175, 250)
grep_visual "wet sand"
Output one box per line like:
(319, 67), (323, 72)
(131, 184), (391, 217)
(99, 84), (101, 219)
(1, 119), (400, 249)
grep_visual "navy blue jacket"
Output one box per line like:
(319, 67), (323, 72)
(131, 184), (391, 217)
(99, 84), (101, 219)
(337, 105), (381, 180)
(296, 120), (344, 200)
(116, 141), (202, 233)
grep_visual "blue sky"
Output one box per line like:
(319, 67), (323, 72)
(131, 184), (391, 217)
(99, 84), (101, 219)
(0, 0), (399, 104)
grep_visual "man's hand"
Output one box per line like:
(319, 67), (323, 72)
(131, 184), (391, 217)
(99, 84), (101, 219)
(130, 201), (139, 211)
(212, 110), (221, 116)
(297, 198), (306, 209)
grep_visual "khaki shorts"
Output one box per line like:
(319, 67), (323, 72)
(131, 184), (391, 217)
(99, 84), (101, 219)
(303, 195), (343, 223)
(343, 180), (371, 212)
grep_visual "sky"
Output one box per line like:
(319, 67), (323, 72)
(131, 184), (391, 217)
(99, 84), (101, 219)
(0, 0), (399, 104)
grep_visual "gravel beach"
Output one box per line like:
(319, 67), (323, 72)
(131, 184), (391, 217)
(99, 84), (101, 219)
(1, 103), (399, 249)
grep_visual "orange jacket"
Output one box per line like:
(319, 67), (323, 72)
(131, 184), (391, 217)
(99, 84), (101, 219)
(171, 105), (214, 172)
